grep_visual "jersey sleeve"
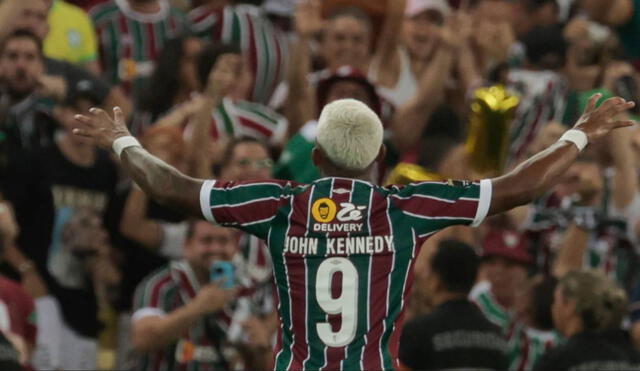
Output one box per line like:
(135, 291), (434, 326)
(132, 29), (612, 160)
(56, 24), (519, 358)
(131, 270), (173, 321)
(199, 179), (296, 239)
(391, 179), (492, 233)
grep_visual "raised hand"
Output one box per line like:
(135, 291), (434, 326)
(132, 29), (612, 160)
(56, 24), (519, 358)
(191, 282), (237, 315)
(295, 0), (324, 39)
(573, 94), (636, 143)
(73, 107), (130, 149)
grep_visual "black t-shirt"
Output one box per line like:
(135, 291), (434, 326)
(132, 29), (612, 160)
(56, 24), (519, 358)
(534, 331), (640, 370)
(41, 143), (118, 338)
(0, 331), (21, 371)
(105, 184), (187, 312)
(399, 299), (509, 370)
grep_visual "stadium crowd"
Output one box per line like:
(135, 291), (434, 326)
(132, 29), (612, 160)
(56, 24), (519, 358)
(1, 0), (640, 369)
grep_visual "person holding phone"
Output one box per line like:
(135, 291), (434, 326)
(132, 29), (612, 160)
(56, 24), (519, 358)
(129, 219), (240, 371)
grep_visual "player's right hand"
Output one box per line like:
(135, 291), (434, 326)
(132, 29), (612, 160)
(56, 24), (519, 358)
(73, 106), (130, 149)
(573, 94), (636, 143)
(191, 283), (237, 315)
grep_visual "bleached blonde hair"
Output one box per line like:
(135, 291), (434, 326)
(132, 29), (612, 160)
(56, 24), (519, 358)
(316, 99), (383, 171)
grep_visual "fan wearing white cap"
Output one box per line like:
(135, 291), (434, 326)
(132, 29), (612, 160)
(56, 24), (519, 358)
(367, 0), (466, 150)
(369, 0), (451, 108)
(74, 92), (636, 370)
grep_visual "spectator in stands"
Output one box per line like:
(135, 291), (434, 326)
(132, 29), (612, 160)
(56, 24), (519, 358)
(132, 36), (204, 134)
(269, 0), (375, 110)
(580, 0), (640, 69)
(0, 30), (57, 152)
(130, 220), (240, 370)
(509, 274), (561, 370)
(535, 269), (640, 370)
(0, 201), (37, 369)
(470, 229), (532, 328)
(369, 0), (454, 108)
(89, 0), (188, 97)
(43, 0), (101, 73)
(189, 0), (288, 104)
(191, 43), (288, 151)
(4, 83), (121, 369)
(399, 239), (509, 370)
(3, 0), (131, 115)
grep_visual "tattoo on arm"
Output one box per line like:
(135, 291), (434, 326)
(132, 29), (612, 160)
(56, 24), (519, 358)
(121, 147), (204, 217)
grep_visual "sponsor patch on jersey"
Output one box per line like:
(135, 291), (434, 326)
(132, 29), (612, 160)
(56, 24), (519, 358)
(312, 198), (337, 223)
(447, 179), (472, 188)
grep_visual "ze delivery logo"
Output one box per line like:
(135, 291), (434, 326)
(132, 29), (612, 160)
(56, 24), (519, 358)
(312, 198), (337, 223)
(312, 198), (366, 223)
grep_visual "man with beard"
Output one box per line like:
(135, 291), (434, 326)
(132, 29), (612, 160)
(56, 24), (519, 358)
(0, 29), (57, 152)
(130, 220), (240, 371)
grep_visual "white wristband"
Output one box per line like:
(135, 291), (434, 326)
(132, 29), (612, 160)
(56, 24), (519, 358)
(112, 136), (141, 158)
(558, 129), (588, 151)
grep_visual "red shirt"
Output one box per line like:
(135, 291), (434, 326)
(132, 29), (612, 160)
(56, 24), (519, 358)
(0, 277), (37, 348)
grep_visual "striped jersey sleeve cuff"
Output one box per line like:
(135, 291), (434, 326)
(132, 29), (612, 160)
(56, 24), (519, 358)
(199, 179), (217, 223)
(471, 179), (492, 227)
(132, 307), (166, 322)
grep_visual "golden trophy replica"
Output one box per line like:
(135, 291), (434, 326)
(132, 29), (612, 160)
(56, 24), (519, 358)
(385, 162), (444, 186)
(465, 85), (520, 177)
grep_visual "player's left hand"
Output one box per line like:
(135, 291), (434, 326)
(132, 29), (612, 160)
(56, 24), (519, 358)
(73, 106), (131, 149)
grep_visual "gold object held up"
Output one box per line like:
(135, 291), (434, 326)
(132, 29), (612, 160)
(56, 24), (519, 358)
(385, 162), (444, 186)
(465, 85), (519, 176)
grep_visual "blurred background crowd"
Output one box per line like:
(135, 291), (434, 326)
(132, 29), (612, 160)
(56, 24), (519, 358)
(1, 0), (640, 369)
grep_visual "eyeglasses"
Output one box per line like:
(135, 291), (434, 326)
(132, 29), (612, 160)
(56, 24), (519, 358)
(233, 158), (274, 170)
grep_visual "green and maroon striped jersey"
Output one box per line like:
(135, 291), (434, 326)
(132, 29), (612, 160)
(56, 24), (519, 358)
(200, 177), (492, 370)
(507, 323), (562, 370)
(90, 0), (187, 96)
(208, 98), (288, 146)
(132, 260), (234, 371)
(470, 282), (561, 370)
(188, 4), (288, 105)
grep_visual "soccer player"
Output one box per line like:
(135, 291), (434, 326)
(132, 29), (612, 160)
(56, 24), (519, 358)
(73, 94), (635, 370)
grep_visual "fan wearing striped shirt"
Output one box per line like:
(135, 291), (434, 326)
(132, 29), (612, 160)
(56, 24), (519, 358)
(73, 93), (636, 370)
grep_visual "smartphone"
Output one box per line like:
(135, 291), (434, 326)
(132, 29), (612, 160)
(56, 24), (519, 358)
(210, 261), (235, 289)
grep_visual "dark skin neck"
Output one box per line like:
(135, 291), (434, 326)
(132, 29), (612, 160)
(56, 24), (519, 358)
(312, 144), (386, 183)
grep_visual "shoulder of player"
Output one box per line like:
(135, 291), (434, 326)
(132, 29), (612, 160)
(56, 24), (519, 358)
(212, 179), (306, 200)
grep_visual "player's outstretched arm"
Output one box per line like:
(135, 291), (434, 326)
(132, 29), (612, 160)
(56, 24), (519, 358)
(73, 107), (204, 217)
(488, 94), (636, 217)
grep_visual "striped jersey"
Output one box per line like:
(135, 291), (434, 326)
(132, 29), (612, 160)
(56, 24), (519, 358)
(507, 323), (562, 370)
(189, 4), (288, 104)
(132, 260), (235, 371)
(200, 177), (492, 370)
(90, 0), (187, 95)
(470, 281), (561, 371)
(507, 69), (568, 165)
(205, 97), (288, 146)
